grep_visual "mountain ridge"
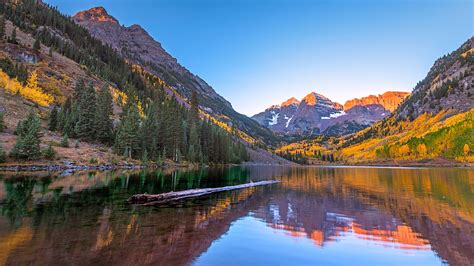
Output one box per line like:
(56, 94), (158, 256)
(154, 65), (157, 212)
(252, 90), (409, 136)
(73, 6), (228, 104)
(343, 91), (410, 111)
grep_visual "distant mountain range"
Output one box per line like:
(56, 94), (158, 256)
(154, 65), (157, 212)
(252, 91), (409, 136)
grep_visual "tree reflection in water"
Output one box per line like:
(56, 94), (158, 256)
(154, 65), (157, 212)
(0, 166), (472, 265)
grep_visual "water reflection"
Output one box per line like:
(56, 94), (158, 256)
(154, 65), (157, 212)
(0, 166), (472, 265)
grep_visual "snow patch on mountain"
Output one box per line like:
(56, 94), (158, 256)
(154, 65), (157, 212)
(286, 115), (294, 128)
(322, 111), (346, 120)
(269, 111), (279, 126)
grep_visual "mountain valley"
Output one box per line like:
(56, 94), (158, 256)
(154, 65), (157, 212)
(0, 1), (472, 168)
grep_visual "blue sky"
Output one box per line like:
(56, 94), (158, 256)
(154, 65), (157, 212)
(46, 0), (473, 116)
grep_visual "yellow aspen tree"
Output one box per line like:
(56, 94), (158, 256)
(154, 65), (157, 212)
(399, 144), (411, 159)
(26, 70), (40, 91)
(22, 71), (53, 106)
(464, 144), (470, 156)
(417, 143), (427, 157)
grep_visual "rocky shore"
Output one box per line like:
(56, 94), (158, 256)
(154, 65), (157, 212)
(0, 160), (146, 172)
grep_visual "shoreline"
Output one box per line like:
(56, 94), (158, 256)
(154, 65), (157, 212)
(1, 158), (471, 173)
(0, 160), (199, 173)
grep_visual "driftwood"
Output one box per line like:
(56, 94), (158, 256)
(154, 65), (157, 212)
(128, 180), (280, 205)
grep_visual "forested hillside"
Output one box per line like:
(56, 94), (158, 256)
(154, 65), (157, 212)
(0, 0), (251, 165)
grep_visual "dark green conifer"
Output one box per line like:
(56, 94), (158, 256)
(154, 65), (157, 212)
(33, 38), (40, 51)
(48, 105), (58, 131)
(0, 16), (5, 40)
(75, 82), (96, 139)
(187, 91), (200, 162)
(43, 144), (56, 160)
(0, 145), (6, 163)
(0, 112), (4, 132)
(95, 84), (114, 143)
(115, 102), (141, 158)
(60, 134), (69, 148)
(140, 101), (159, 160)
(10, 27), (17, 44)
(10, 111), (42, 160)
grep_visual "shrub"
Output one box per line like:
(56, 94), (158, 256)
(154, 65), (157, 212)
(0, 112), (4, 132)
(88, 157), (98, 164)
(10, 111), (42, 160)
(0, 146), (6, 163)
(60, 134), (69, 148)
(43, 144), (56, 160)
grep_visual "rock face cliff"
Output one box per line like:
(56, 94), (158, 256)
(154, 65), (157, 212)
(252, 91), (410, 136)
(73, 7), (277, 144)
(343, 91), (409, 112)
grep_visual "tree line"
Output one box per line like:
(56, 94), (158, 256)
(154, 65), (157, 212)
(276, 149), (338, 165)
(277, 150), (308, 165)
(49, 80), (249, 164)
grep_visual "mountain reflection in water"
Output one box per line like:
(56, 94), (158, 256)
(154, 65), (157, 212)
(0, 166), (472, 265)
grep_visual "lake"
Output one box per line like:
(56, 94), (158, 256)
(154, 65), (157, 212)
(0, 166), (472, 265)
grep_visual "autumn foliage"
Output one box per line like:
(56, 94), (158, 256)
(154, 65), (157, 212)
(0, 70), (53, 106)
(279, 109), (474, 164)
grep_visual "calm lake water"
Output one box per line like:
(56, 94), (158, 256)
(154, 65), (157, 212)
(0, 166), (472, 265)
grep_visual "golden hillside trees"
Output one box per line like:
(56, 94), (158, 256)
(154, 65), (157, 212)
(0, 70), (53, 106)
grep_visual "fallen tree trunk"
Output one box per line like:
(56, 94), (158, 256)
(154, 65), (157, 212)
(128, 180), (280, 205)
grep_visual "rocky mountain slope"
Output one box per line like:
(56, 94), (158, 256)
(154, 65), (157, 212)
(396, 37), (474, 120)
(252, 91), (409, 136)
(73, 7), (277, 145)
(73, 7), (226, 104)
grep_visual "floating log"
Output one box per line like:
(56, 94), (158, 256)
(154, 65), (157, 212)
(128, 180), (280, 205)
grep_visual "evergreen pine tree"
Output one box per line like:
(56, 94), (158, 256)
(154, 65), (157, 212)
(72, 79), (85, 101)
(48, 105), (58, 131)
(141, 149), (148, 164)
(187, 91), (201, 162)
(75, 82), (96, 139)
(33, 38), (40, 52)
(0, 145), (6, 163)
(10, 27), (17, 44)
(60, 134), (69, 148)
(140, 101), (159, 160)
(10, 111), (42, 160)
(160, 100), (177, 159)
(115, 102), (141, 158)
(0, 16), (5, 40)
(95, 84), (114, 143)
(58, 97), (76, 136)
(0, 112), (4, 132)
(43, 144), (56, 160)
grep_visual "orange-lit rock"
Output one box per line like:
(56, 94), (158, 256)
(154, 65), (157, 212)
(343, 91), (410, 111)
